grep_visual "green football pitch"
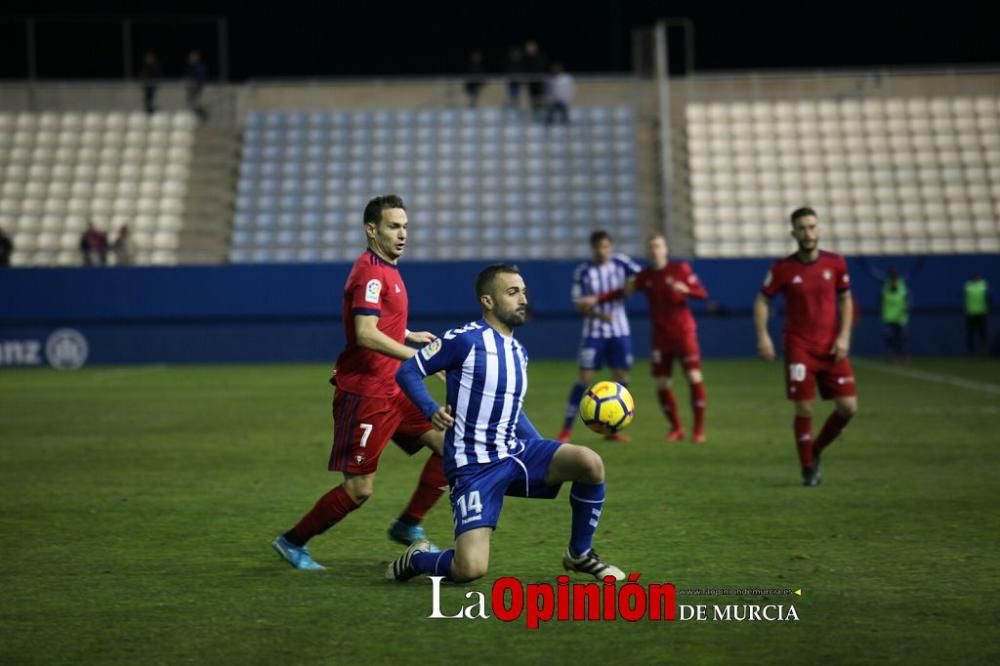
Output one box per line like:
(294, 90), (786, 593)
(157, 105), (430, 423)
(1, 358), (998, 665)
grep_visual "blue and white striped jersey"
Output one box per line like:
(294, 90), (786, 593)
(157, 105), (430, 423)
(571, 254), (641, 339)
(400, 319), (533, 477)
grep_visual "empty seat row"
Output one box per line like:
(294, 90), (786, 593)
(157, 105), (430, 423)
(686, 96), (1000, 123)
(0, 111), (197, 131)
(246, 107), (634, 128)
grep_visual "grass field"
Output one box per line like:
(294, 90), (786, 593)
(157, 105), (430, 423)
(1, 358), (999, 665)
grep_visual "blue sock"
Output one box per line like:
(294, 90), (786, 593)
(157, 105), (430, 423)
(563, 382), (587, 430)
(411, 548), (455, 580)
(569, 482), (605, 557)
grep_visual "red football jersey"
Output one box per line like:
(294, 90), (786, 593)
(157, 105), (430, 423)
(635, 262), (708, 338)
(760, 250), (851, 351)
(332, 250), (409, 398)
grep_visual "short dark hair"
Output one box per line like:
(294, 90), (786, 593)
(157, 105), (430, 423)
(476, 263), (521, 298)
(363, 194), (406, 225)
(590, 230), (612, 247)
(790, 207), (817, 225)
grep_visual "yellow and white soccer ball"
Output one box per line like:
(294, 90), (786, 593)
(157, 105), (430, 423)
(579, 381), (635, 434)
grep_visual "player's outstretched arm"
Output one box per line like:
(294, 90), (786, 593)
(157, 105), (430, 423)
(355, 314), (417, 361)
(753, 293), (776, 361)
(397, 359), (442, 419)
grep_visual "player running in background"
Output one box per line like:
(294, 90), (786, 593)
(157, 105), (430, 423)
(556, 230), (640, 443)
(754, 207), (859, 487)
(628, 234), (710, 443)
(272, 195), (448, 570)
(388, 264), (626, 583)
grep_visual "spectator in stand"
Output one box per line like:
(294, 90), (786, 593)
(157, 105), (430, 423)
(504, 46), (525, 109)
(463, 50), (486, 108)
(186, 50), (209, 121)
(80, 221), (109, 266)
(964, 274), (989, 355)
(522, 40), (549, 117)
(545, 62), (574, 125)
(111, 224), (133, 266)
(140, 50), (161, 115)
(0, 226), (13, 267)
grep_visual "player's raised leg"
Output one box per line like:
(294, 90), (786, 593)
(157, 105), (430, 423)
(545, 443), (625, 580)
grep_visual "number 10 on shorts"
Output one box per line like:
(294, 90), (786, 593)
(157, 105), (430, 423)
(789, 363), (806, 382)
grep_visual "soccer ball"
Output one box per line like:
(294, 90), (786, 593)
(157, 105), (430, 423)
(579, 381), (635, 434)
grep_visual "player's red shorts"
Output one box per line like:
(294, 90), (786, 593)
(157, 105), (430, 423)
(784, 344), (856, 401)
(651, 332), (701, 376)
(327, 389), (434, 475)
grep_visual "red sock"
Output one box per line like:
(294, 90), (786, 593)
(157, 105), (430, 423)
(690, 382), (707, 434)
(814, 411), (852, 454)
(794, 416), (813, 468)
(287, 484), (360, 546)
(657, 388), (681, 430)
(401, 454), (448, 523)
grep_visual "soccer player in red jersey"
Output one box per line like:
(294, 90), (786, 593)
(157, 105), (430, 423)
(272, 195), (448, 569)
(754, 207), (859, 486)
(628, 234), (710, 443)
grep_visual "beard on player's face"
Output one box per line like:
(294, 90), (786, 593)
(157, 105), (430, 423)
(497, 305), (527, 327)
(491, 295), (528, 328)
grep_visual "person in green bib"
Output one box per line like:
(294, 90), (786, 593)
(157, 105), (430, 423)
(964, 275), (989, 355)
(880, 268), (910, 363)
(863, 259), (922, 363)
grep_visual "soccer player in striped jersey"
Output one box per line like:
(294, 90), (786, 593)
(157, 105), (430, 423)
(389, 264), (626, 583)
(556, 230), (641, 443)
(271, 195), (448, 570)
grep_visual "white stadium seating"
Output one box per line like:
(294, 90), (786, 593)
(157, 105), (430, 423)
(0, 111), (194, 266)
(686, 95), (1000, 257)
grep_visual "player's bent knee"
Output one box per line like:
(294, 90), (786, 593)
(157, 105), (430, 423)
(794, 401), (813, 417)
(343, 474), (375, 503)
(451, 554), (488, 583)
(577, 448), (605, 484)
(838, 399), (859, 418)
(687, 369), (703, 384)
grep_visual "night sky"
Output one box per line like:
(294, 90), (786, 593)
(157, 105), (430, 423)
(1, 1), (998, 80)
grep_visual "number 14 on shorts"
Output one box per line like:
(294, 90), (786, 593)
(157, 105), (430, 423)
(455, 490), (483, 525)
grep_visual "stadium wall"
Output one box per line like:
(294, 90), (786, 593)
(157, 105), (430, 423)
(2, 256), (997, 367)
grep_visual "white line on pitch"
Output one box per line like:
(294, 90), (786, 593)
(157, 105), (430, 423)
(853, 359), (1000, 396)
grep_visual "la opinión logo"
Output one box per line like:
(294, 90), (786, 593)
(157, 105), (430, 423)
(426, 575), (801, 628)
